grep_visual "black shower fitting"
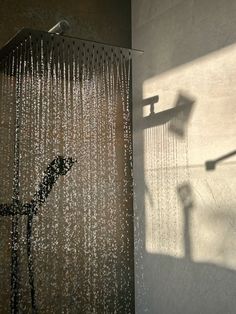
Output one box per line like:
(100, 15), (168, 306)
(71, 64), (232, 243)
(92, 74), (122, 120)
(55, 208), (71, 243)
(0, 155), (76, 314)
(48, 20), (70, 35)
(0, 156), (76, 216)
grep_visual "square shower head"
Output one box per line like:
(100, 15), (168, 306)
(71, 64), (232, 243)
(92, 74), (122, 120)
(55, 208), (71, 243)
(0, 28), (143, 65)
(0, 26), (140, 314)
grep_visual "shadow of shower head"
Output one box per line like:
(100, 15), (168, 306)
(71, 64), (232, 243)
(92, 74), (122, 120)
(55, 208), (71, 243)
(48, 20), (70, 35)
(205, 160), (216, 171)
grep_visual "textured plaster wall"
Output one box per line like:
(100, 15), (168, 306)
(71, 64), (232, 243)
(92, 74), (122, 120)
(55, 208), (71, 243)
(132, 0), (236, 313)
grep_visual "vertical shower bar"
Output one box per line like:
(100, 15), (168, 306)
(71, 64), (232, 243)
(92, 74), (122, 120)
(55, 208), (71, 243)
(11, 43), (23, 314)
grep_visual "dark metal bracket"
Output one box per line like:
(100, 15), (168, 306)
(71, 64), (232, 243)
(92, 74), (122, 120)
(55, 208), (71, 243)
(0, 156), (76, 313)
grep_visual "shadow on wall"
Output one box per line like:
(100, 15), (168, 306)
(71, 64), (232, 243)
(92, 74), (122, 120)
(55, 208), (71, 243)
(133, 0), (236, 78)
(143, 183), (236, 314)
(134, 92), (236, 314)
(144, 253), (236, 314)
(205, 150), (236, 171)
(133, 2), (236, 313)
(140, 92), (195, 133)
(177, 182), (194, 260)
(140, 178), (236, 314)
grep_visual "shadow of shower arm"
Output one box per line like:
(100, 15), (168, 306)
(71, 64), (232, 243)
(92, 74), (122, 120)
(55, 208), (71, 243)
(140, 104), (187, 129)
(205, 150), (236, 171)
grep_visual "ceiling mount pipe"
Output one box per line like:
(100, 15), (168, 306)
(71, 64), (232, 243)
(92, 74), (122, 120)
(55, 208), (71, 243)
(48, 20), (70, 35)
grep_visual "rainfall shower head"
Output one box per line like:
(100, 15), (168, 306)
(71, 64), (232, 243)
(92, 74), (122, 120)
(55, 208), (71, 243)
(0, 27), (143, 65)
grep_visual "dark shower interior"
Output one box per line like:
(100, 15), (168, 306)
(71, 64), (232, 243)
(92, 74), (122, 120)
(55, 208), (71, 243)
(0, 1), (134, 312)
(1, 1), (236, 314)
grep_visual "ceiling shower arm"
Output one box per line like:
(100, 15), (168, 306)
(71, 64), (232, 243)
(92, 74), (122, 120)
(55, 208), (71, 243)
(48, 20), (70, 35)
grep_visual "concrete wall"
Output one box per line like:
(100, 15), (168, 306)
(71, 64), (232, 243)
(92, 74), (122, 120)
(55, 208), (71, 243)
(132, 0), (236, 313)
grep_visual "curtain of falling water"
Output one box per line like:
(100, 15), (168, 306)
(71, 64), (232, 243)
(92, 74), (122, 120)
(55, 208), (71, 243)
(0, 34), (134, 313)
(0, 51), (15, 313)
(144, 118), (189, 256)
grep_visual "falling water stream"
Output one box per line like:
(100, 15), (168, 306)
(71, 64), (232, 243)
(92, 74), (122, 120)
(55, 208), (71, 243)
(0, 32), (134, 313)
(144, 117), (190, 255)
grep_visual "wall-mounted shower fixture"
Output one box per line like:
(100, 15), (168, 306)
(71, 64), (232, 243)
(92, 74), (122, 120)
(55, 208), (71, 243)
(48, 20), (70, 35)
(0, 156), (75, 313)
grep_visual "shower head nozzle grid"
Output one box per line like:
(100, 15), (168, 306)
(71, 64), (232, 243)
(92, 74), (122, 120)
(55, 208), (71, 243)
(0, 28), (143, 65)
